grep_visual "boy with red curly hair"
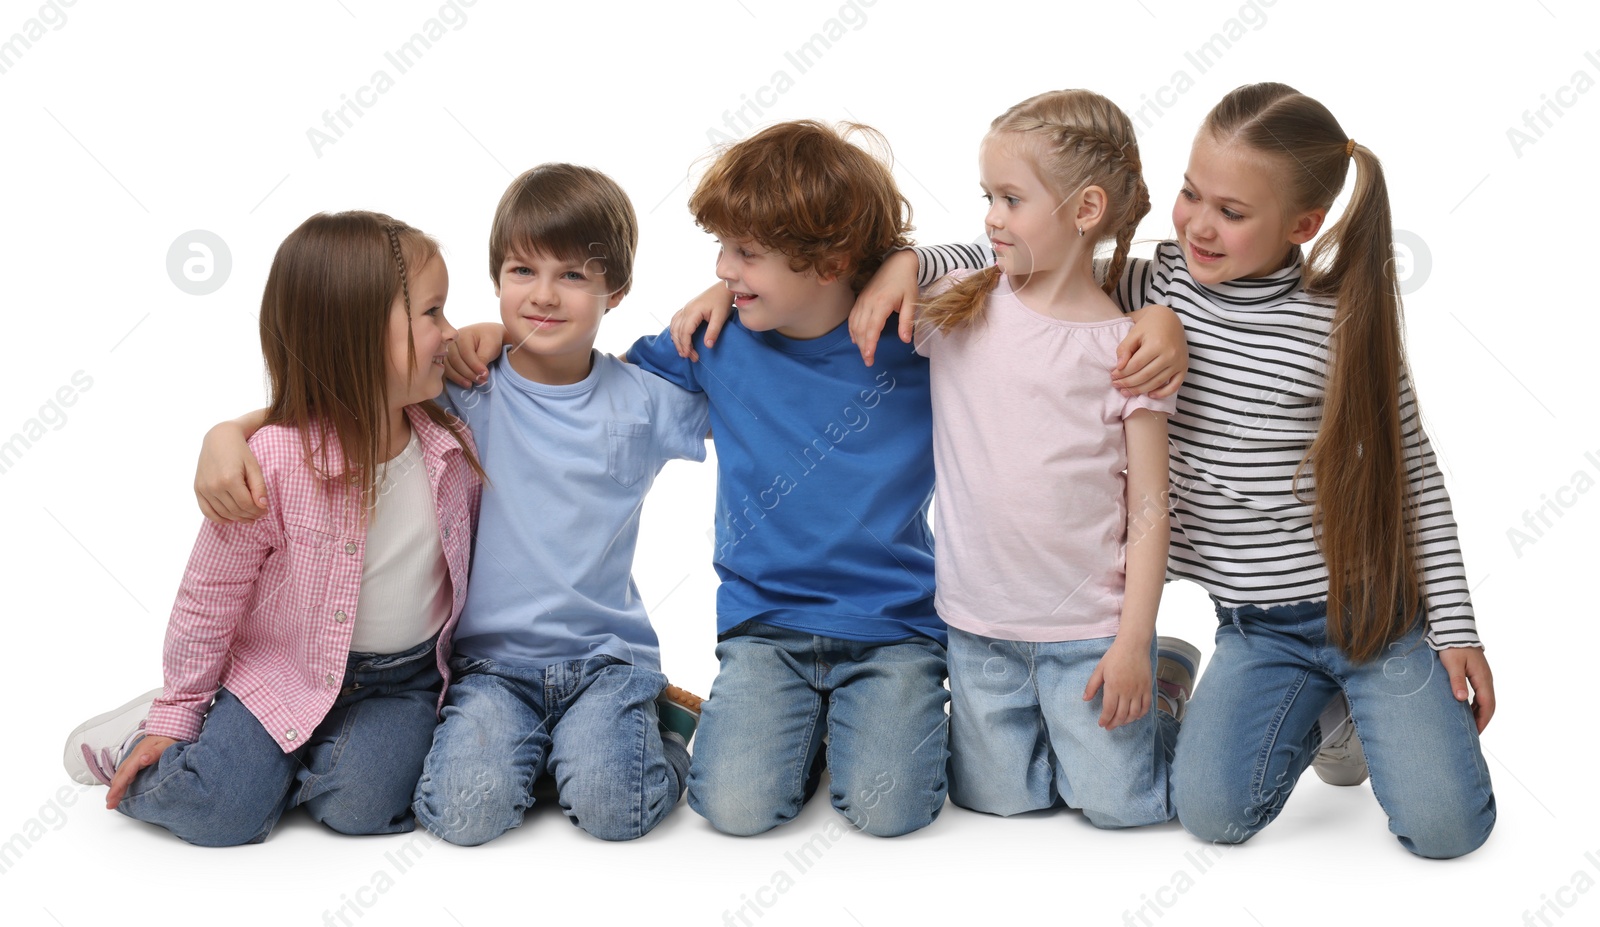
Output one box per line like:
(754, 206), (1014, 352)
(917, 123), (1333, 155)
(626, 120), (948, 838)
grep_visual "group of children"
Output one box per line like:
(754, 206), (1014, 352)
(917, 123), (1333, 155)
(62, 81), (1497, 859)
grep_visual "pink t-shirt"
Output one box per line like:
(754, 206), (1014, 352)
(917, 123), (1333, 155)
(917, 270), (1174, 642)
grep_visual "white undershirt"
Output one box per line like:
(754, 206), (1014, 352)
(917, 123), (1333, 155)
(350, 431), (452, 654)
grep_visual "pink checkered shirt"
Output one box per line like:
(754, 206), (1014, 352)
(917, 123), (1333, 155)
(145, 405), (482, 752)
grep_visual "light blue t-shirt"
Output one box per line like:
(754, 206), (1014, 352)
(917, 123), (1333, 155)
(440, 348), (709, 671)
(628, 318), (942, 645)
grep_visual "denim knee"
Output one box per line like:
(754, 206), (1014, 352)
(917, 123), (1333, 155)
(124, 788), (278, 848)
(1172, 773), (1266, 846)
(829, 767), (943, 838)
(563, 797), (645, 842)
(413, 764), (527, 847)
(687, 772), (795, 837)
(308, 795), (413, 837)
(1393, 800), (1495, 859)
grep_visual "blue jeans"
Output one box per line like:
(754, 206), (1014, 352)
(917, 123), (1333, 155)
(687, 621), (949, 838)
(947, 627), (1176, 827)
(1172, 599), (1495, 858)
(117, 637), (442, 846)
(412, 654), (688, 844)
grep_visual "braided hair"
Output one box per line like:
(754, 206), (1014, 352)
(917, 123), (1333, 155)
(922, 89), (1150, 333)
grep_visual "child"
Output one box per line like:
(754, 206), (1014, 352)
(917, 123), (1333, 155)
(859, 82), (1497, 858)
(634, 120), (948, 838)
(191, 165), (711, 844)
(911, 89), (1196, 825)
(62, 211), (484, 846)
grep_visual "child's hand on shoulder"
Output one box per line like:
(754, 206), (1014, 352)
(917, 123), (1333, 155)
(196, 419), (267, 524)
(1084, 637), (1153, 730)
(670, 283), (734, 361)
(849, 249), (920, 367)
(1115, 304), (1189, 399)
(445, 323), (506, 388)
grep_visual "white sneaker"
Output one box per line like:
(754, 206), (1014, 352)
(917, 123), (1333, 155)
(63, 689), (162, 786)
(1155, 637), (1202, 721)
(1313, 693), (1369, 786)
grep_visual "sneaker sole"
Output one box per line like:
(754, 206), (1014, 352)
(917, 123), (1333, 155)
(657, 684), (704, 746)
(62, 688), (163, 786)
(1156, 637), (1202, 679)
(660, 684), (703, 715)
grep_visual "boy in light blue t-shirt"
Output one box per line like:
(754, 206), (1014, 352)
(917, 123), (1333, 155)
(196, 164), (709, 844)
(410, 163), (710, 844)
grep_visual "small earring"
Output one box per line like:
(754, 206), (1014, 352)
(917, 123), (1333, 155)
(1076, 225), (1084, 237)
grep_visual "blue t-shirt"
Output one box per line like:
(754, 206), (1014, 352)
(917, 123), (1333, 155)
(439, 348), (709, 671)
(629, 318), (941, 644)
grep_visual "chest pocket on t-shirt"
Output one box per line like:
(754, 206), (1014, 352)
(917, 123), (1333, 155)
(607, 422), (654, 489)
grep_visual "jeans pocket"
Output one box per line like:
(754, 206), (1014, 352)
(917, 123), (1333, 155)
(606, 422), (653, 488)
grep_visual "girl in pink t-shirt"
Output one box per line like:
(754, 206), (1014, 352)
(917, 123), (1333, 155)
(914, 89), (1196, 826)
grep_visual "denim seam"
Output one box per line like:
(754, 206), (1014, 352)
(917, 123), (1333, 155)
(1250, 668), (1311, 831)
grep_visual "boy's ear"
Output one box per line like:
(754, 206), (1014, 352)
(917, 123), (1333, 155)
(606, 288), (625, 311)
(815, 256), (851, 286)
(1288, 208), (1327, 245)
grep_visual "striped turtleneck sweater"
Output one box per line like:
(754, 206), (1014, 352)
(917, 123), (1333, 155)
(914, 240), (1480, 650)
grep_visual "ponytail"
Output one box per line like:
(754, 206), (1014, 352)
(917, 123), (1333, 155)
(920, 265), (1003, 334)
(1301, 142), (1420, 662)
(1205, 83), (1421, 662)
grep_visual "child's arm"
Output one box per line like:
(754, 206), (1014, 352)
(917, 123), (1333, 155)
(1113, 306), (1188, 399)
(669, 283), (733, 361)
(854, 242), (1190, 394)
(114, 505), (277, 805)
(848, 249), (921, 367)
(195, 409), (269, 522)
(444, 323), (509, 388)
(1399, 369), (1495, 731)
(1083, 409), (1170, 730)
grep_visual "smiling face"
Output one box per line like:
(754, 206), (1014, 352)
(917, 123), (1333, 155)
(385, 252), (454, 410)
(1172, 131), (1326, 285)
(979, 134), (1080, 283)
(496, 248), (620, 382)
(713, 236), (845, 340)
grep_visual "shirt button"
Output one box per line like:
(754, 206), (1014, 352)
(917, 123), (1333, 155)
(442, 526), (450, 540)
(334, 611), (347, 623)
(285, 729), (298, 741)
(326, 674), (337, 686)
(344, 541), (357, 555)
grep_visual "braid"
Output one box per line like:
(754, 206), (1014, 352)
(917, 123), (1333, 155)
(383, 223), (418, 383)
(1104, 153), (1150, 295)
(384, 224), (412, 315)
(1012, 96), (1148, 295)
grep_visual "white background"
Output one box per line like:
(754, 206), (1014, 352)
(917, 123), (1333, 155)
(2, 1), (1595, 925)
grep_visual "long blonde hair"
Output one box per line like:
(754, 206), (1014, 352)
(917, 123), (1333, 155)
(922, 89), (1150, 333)
(1204, 82), (1418, 662)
